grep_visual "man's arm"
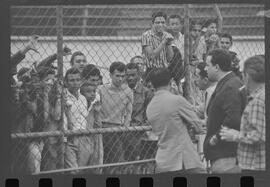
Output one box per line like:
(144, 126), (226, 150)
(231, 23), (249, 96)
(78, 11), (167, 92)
(220, 98), (265, 145)
(166, 44), (174, 62)
(178, 97), (204, 134)
(123, 90), (134, 127)
(142, 32), (174, 60)
(143, 88), (154, 122)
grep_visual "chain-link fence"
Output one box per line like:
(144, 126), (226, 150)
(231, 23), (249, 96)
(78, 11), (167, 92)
(10, 4), (265, 174)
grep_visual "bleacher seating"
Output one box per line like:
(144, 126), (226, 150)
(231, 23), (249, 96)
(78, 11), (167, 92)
(11, 4), (264, 37)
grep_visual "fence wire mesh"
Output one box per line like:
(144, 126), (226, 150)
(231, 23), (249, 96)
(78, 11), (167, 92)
(10, 4), (264, 174)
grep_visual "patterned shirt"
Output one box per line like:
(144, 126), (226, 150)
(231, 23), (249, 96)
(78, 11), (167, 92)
(237, 86), (265, 170)
(141, 29), (172, 68)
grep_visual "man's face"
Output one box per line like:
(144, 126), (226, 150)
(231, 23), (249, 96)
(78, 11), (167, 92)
(153, 16), (166, 34)
(205, 56), (218, 82)
(207, 23), (217, 35)
(220, 37), (232, 51)
(42, 74), (56, 86)
(86, 75), (100, 87)
(81, 85), (96, 102)
(191, 24), (202, 39)
(168, 18), (182, 34)
(66, 73), (81, 92)
(133, 57), (146, 75)
(194, 68), (209, 91)
(110, 70), (125, 88)
(126, 68), (139, 89)
(72, 55), (87, 73)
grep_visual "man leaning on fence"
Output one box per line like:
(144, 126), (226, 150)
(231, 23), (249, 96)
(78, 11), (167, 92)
(146, 68), (206, 173)
(125, 62), (154, 161)
(63, 68), (89, 173)
(97, 61), (133, 164)
(141, 11), (174, 74)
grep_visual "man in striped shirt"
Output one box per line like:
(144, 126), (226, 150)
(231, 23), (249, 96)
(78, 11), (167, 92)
(141, 11), (174, 72)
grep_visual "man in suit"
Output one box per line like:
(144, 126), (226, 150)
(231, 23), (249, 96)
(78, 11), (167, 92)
(146, 68), (205, 173)
(203, 49), (245, 173)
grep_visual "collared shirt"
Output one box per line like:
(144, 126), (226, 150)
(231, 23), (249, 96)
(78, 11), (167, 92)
(63, 89), (88, 131)
(172, 32), (185, 57)
(131, 82), (153, 125)
(141, 29), (172, 68)
(98, 83), (133, 126)
(204, 83), (217, 118)
(237, 86), (265, 170)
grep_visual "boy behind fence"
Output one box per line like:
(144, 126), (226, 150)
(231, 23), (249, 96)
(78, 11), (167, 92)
(80, 81), (103, 173)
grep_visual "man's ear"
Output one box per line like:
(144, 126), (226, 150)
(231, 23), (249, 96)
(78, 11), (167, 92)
(215, 64), (220, 72)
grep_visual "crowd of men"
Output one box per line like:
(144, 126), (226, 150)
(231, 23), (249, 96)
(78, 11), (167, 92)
(10, 11), (265, 174)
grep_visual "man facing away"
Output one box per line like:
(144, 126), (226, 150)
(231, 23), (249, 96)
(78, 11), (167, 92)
(220, 55), (265, 173)
(97, 61), (133, 164)
(146, 68), (206, 173)
(203, 49), (246, 173)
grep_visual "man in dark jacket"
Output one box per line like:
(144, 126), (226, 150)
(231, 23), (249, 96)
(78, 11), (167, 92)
(203, 49), (246, 173)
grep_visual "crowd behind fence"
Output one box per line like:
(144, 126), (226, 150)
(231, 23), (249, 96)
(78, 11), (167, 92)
(10, 4), (264, 174)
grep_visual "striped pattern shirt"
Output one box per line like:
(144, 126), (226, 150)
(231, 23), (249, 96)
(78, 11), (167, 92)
(141, 29), (170, 68)
(237, 86), (265, 170)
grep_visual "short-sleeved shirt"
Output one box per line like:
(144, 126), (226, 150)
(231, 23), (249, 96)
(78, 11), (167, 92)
(141, 29), (171, 69)
(63, 89), (88, 131)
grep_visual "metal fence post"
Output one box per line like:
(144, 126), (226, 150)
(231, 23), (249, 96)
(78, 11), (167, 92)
(183, 4), (192, 104)
(56, 5), (64, 170)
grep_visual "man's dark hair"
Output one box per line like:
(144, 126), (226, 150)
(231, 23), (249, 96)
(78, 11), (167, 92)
(220, 33), (233, 44)
(109, 61), (126, 74)
(81, 64), (100, 79)
(208, 49), (232, 72)
(151, 11), (167, 23)
(38, 66), (56, 80)
(126, 62), (139, 71)
(243, 55), (265, 83)
(64, 67), (81, 81)
(81, 81), (96, 89)
(70, 51), (85, 65)
(204, 18), (217, 28)
(196, 62), (208, 78)
(130, 55), (143, 64)
(190, 20), (202, 29)
(148, 68), (172, 89)
(168, 14), (182, 23)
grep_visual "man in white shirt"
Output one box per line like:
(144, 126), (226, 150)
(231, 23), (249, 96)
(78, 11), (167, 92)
(63, 68), (89, 172)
